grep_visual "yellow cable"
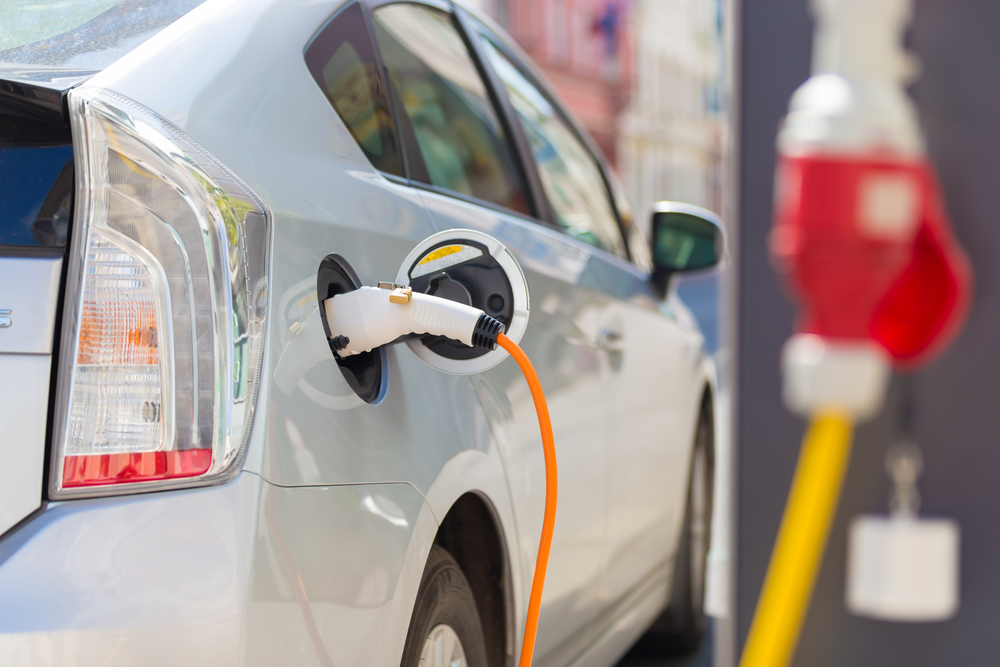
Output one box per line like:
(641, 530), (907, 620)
(738, 411), (854, 667)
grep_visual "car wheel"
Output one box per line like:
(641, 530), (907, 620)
(637, 400), (715, 655)
(400, 545), (488, 667)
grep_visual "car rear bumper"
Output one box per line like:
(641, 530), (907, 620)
(0, 473), (261, 667)
(0, 470), (431, 666)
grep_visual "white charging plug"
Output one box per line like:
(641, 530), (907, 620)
(324, 285), (504, 357)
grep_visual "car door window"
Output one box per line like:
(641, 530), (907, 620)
(370, 3), (530, 216)
(305, 2), (402, 176)
(479, 38), (626, 258)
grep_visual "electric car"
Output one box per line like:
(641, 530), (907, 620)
(0, 0), (722, 665)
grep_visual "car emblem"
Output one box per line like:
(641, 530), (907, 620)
(0, 309), (10, 328)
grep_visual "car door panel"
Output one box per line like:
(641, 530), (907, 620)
(599, 281), (706, 612)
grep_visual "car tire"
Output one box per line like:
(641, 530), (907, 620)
(400, 545), (489, 667)
(636, 398), (715, 655)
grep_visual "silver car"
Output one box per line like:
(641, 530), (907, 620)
(0, 1), (721, 665)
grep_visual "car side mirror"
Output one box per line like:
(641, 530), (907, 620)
(650, 202), (725, 298)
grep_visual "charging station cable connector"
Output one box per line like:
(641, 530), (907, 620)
(324, 283), (505, 357)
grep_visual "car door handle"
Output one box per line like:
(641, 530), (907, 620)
(597, 328), (624, 352)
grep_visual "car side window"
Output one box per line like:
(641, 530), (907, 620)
(370, 3), (530, 216)
(305, 2), (402, 176)
(479, 38), (626, 258)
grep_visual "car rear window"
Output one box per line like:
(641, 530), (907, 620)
(0, 0), (206, 69)
(0, 109), (74, 248)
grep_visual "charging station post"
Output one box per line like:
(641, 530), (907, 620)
(731, 1), (1000, 666)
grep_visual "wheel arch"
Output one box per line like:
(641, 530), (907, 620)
(434, 491), (515, 667)
(416, 446), (522, 667)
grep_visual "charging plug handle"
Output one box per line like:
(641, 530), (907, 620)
(324, 286), (504, 357)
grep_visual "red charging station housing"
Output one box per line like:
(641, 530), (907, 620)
(772, 153), (972, 367)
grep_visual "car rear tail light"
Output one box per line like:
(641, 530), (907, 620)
(52, 88), (270, 497)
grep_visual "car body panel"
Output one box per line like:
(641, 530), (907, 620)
(245, 478), (433, 666)
(0, 355), (54, 538)
(568, 570), (670, 667)
(0, 258), (62, 354)
(600, 285), (706, 612)
(0, 257), (62, 537)
(0, 473), (261, 666)
(0, 473), (432, 667)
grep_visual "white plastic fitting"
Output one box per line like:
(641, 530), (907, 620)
(324, 286), (489, 357)
(778, 0), (924, 158)
(782, 334), (892, 420)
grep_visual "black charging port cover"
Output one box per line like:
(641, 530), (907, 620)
(317, 253), (387, 405)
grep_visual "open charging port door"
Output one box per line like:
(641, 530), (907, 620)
(317, 253), (388, 405)
(396, 229), (529, 375)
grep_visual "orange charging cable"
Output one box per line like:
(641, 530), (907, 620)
(496, 333), (558, 667)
